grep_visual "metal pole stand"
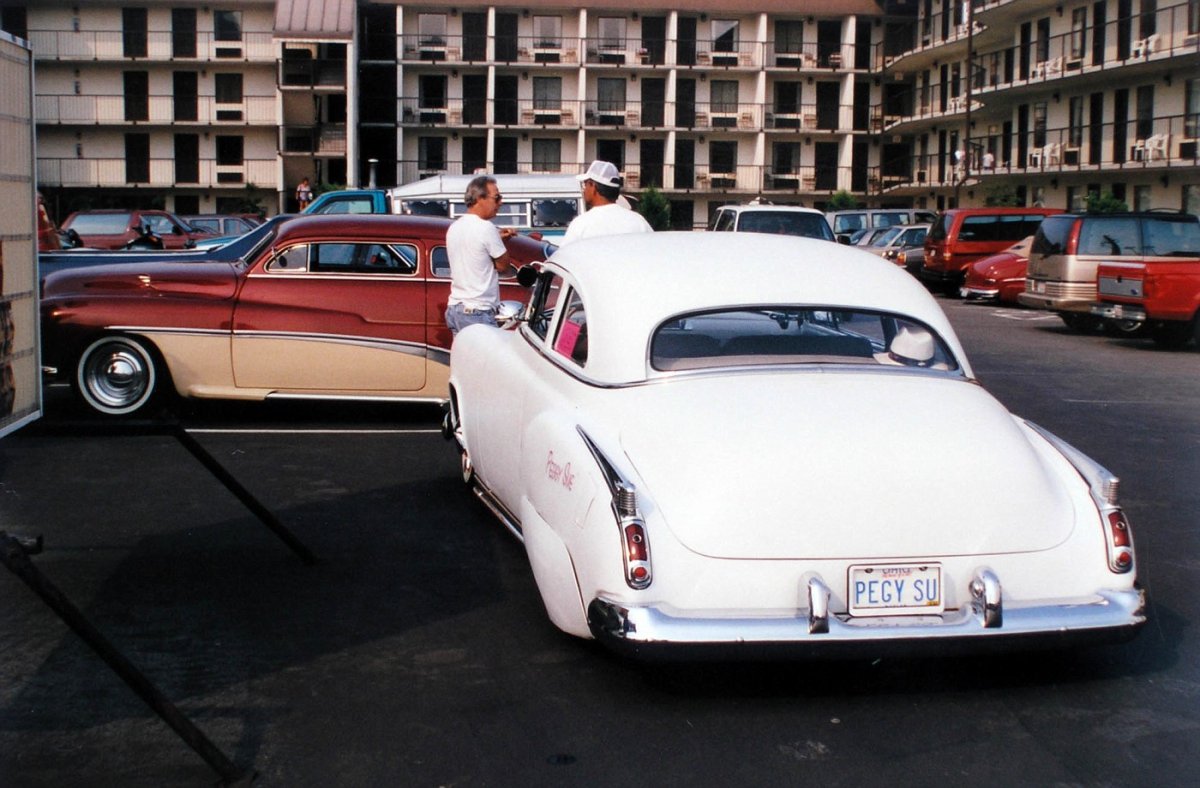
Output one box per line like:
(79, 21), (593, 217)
(1, 530), (256, 785)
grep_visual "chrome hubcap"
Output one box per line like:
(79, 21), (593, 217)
(82, 343), (151, 411)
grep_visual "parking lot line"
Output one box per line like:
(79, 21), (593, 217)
(186, 428), (441, 435)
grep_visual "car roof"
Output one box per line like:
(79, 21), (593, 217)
(544, 232), (971, 383)
(272, 213), (457, 244)
(720, 204), (823, 215)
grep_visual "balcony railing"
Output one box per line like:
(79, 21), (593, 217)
(391, 98), (874, 133)
(37, 157), (278, 189)
(394, 160), (856, 195)
(35, 94), (278, 125)
(279, 58), (348, 88)
(391, 34), (869, 71)
(873, 113), (1200, 192)
(27, 30), (276, 62)
(280, 125), (347, 155)
(970, 6), (1200, 93)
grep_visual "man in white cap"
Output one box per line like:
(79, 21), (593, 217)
(559, 160), (653, 246)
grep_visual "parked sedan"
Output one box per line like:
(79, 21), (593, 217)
(864, 223), (930, 262)
(961, 236), (1035, 303)
(445, 232), (1144, 659)
(41, 215), (550, 416)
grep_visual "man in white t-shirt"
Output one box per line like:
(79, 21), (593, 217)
(445, 175), (517, 335)
(559, 160), (653, 246)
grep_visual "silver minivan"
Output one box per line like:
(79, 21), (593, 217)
(825, 208), (937, 244)
(1020, 212), (1200, 329)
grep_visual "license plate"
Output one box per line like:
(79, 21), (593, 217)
(1032, 280), (1046, 293)
(848, 564), (943, 616)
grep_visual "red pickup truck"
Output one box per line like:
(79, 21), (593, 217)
(1092, 254), (1200, 348)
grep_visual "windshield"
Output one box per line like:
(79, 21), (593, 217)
(651, 308), (959, 373)
(872, 226), (905, 247)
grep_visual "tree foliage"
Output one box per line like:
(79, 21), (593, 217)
(826, 190), (859, 211)
(636, 186), (672, 231)
(983, 185), (1021, 206)
(1085, 191), (1129, 213)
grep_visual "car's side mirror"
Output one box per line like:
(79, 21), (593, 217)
(496, 299), (525, 327)
(516, 265), (540, 288)
(837, 235), (851, 245)
(172, 225), (184, 235)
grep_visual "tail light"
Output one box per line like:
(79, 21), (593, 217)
(1143, 273), (1155, 299)
(1066, 218), (1082, 255)
(615, 483), (652, 589)
(577, 424), (656, 592)
(1104, 509), (1134, 573)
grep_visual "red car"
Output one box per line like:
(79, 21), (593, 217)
(59, 209), (215, 250)
(41, 214), (551, 415)
(960, 236), (1035, 304)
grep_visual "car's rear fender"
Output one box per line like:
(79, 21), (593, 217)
(519, 497), (590, 637)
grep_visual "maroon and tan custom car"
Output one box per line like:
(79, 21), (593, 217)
(41, 214), (551, 416)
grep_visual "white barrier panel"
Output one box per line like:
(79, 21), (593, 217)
(0, 31), (42, 437)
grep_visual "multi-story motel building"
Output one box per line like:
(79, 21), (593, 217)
(3, 0), (1197, 225)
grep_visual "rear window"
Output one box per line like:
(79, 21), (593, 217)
(926, 214), (953, 242)
(651, 308), (959, 373)
(1032, 215), (1076, 255)
(64, 213), (131, 234)
(737, 211), (834, 240)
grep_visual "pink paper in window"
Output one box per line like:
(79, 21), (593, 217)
(555, 320), (582, 357)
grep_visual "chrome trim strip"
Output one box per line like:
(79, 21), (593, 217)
(107, 326), (228, 337)
(576, 425), (628, 497)
(472, 483), (524, 542)
(265, 393), (447, 404)
(587, 587), (1145, 649)
(108, 325), (451, 364)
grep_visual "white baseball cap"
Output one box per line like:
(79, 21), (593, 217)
(577, 160), (622, 188)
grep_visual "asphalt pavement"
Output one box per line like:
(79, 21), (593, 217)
(1, 297), (1198, 787)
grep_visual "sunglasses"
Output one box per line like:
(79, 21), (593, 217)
(487, 193), (503, 202)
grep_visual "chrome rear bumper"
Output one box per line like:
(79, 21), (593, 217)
(587, 573), (1145, 661)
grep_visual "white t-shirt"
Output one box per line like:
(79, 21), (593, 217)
(446, 213), (507, 308)
(560, 203), (654, 246)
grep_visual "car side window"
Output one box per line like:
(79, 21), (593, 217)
(144, 215), (175, 234)
(309, 243), (418, 273)
(431, 246), (450, 277)
(266, 244), (309, 272)
(528, 271), (565, 340)
(552, 289), (588, 367)
(1078, 217), (1140, 256)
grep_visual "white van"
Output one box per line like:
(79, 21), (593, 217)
(825, 208), (937, 244)
(390, 174), (582, 238)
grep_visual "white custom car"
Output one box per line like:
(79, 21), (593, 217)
(445, 233), (1145, 659)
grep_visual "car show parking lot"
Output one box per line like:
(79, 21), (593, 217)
(1, 296), (1198, 786)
